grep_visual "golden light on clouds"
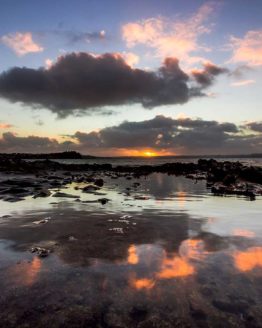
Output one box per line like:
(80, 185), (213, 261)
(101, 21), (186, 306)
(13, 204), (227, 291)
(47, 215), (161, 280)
(1, 32), (43, 56)
(122, 3), (215, 65)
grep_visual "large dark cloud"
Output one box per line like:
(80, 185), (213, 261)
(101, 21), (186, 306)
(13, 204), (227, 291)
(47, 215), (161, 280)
(71, 115), (261, 155)
(0, 52), (227, 117)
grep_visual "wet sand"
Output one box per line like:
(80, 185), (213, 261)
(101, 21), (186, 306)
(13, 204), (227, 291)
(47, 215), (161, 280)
(0, 173), (261, 327)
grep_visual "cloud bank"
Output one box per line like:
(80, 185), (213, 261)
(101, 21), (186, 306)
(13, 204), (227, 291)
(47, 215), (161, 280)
(1, 116), (261, 155)
(0, 52), (227, 117)
(70, 115), (261, 155)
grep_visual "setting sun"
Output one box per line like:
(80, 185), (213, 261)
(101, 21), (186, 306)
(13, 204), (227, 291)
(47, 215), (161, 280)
(143, 151), (158, 157)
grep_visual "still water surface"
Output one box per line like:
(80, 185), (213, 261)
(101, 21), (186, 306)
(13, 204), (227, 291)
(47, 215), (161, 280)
(0, 173), (261, 327)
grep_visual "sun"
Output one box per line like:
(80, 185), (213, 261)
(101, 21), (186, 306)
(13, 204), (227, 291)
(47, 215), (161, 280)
(143, 151), (158, 157)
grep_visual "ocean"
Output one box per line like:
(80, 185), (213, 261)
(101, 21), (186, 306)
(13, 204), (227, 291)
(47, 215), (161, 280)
(39, 156), (262, 167)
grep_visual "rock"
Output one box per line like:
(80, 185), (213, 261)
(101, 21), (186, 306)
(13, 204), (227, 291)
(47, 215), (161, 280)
(130, 305), (148, 322)
(69, 236), (77, 241)
(120, 215), (133, 219)
(2, 187), (30, 195)
(30, 246), (51, 258)
(212, 299), (248, 314)
(109, 227), (124, 234)
(134, 195), (150, 200)
(49, 180), (62, 187)
(82, 184), (100, 193)
(1, 178), (36, 188)
(33, 218), (49, 225)
(3, 196), (25, 202)
(52, 192), (80, 199)
(33, 189), (51, 198)
(93, 191), (107, 196)
(98, 198), (110, 205)
(223, 174), (236, 186)
(94, 178), (104, 187)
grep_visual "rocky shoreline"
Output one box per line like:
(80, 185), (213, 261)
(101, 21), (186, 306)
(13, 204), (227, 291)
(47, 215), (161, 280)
(0, 157), (261, 203)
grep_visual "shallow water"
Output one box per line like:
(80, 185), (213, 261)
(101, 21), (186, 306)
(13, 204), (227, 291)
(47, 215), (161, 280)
(0, 173), (261, 327)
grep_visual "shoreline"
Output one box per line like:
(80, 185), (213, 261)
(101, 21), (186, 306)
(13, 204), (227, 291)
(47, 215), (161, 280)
(0, 158), (261, 202)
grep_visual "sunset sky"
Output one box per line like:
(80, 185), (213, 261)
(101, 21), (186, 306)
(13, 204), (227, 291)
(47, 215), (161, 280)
(0, 0), (261, 156)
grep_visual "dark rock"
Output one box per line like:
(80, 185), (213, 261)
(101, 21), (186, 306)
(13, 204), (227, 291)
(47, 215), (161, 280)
(82, 184), (100, 192)
(33, 189), (51, 198)
(212, 299), (248, 314)
(52, 192), (80, 199)
(30, 247), (51, 258)
(94, 178), (104, 187)
(98, 198), (110, 205)
(130, 305), (148, 322)
(1, 187), (30, 195)
(223, 174), (236, 186)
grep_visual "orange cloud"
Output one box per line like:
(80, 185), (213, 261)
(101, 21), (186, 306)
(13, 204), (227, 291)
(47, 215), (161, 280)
(122, 3), (215, 65)
(232, 229), (255, 238)
(229, 30), (262, 66)
(122, 52), (140, 67)
(0, 123), (13, 129)
(233, 247), (262, 272)
(230, 79), (255, 87)
(1, 32), (43, 56)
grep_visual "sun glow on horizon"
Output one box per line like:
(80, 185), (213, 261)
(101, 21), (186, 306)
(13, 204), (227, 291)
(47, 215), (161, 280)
(143, 151), (158, 157)
(112, 148), (175, 157)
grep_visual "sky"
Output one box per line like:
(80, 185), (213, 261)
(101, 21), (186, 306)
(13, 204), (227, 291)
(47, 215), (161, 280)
(0, 0), (261, 156)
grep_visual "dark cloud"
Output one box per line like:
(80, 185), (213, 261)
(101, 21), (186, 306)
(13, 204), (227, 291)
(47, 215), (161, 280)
(0, 116), (261, 154)
(191, 63), (229, 87)
(0, 52), (227, 117)
(0, 132), (61, 153)
(71, 115), (261, 155)
(244, 121), (262, 133)
(229, 65), (253, 79)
